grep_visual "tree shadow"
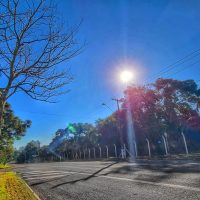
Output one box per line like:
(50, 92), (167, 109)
(30, 161), (118, 187)
(101, 160), (200, 184)
(51, 161), (119, 189)
(28, 160), (200, 188)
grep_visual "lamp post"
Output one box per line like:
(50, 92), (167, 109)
(102, 103), (113, 112)
(102, 102), (124, 158)
(111, 98), (125, 158)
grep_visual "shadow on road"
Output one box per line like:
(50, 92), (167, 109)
(108, 161), (200, 174)
(101, 161), (200, 184)
(51, 161), (118, 189)
(30, 160), (200, 188)
(30, 161), (118, 187)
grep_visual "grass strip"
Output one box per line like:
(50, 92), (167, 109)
(0, 164), (12, 169)
(0, 172), (37, 200)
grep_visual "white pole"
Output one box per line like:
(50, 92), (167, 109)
(93, 148), (96, 159)
(123, 144), (127, 159)
(162, 136), (168, 155)
(88, 149), (91, 159)
(79, 151), (81, 159)
(134, 141), (138, 157)
(114, 144), (117, 158)
(181, 132), (189, 155)
(84, 150), (86, 159)
(146, 138), (151, 157)
(106, 145), (109, 158)
(164, 132), (169, 152)
(99, 146), (102, 158)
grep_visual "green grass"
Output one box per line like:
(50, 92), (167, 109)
(0, 172), (37, 200)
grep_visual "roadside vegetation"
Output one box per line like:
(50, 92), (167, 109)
(0, 172), (37, 200)
(0, 164), (11, 169)
(0, 103), (31, 165)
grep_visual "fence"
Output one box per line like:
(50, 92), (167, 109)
(48, 131), (198, 161)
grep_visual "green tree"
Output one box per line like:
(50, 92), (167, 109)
(48, 123), (99, 159)
(16, 140), (40, 163)
(0, 103), (31, 164)
(121, 79), (200, 154)
(96, 79), (200, 156)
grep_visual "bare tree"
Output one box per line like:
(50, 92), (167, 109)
(0, 0), (81, 135)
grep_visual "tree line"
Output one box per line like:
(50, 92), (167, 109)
(15, 78), (200, 163)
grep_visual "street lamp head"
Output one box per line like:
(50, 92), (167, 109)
(120, 70), (134, 84)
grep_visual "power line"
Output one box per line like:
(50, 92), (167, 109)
(165, 58), (200, 79)
(146, 48), (200, 83)
(17, 49), (200, 120)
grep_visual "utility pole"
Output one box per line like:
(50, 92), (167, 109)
(112, 98), (123, 111)
(112, 98), (125, 158)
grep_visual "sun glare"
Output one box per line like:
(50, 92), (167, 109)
(120, 70), (134, 83)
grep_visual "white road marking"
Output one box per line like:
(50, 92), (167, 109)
(52, 170), (200, 192)
(98, 175), (200, 192)
(22, 171), (67, 175)
(24, 173), (74, 180)
(17, 161), (200, 193)
(22, 171), (64, 174)
(22, 172), (73, 178)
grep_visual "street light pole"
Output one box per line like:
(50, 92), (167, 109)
(102, 103), (113, 112)
(112, 98), (125, 158)
(102, 102), (125, 158)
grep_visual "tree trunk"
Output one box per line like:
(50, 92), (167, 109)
(0, 99), (5, 137)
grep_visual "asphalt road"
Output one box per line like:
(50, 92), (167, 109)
(13, 160), (200, 200)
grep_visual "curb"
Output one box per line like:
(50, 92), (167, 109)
(22, 178), (42, 200)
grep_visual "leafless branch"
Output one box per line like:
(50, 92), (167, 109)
(0, 0), (81, 103)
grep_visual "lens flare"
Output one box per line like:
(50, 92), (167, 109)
(126, 101), (136, 161)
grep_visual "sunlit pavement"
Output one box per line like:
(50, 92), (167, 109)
(13, 160), (200, 200)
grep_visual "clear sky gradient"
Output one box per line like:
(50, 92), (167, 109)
(13, 0), (200, 148)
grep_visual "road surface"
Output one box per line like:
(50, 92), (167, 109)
(13, 160), (200, 200)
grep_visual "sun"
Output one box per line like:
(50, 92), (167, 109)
(120, 70), (134, 83)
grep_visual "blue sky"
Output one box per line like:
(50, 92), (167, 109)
(13, 0), (200, 148)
